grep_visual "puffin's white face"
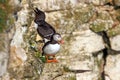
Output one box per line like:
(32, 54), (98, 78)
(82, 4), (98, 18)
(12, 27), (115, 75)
(53, 34), (62, 41)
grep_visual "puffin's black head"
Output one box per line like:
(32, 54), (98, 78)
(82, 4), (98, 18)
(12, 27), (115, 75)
(34, 8), (45, 24)
(52, 33), (64, 44)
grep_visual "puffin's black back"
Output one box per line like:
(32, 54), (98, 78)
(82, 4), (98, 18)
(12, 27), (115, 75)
(34, 8), (56, 40)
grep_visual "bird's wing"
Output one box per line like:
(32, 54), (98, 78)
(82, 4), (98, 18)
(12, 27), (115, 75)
(34, 8), (45, 25)
(34, 8), (56, 39)
(37, 21), (56, 39)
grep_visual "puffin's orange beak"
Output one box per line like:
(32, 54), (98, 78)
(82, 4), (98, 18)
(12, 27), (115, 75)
(59, 40), (64, 44)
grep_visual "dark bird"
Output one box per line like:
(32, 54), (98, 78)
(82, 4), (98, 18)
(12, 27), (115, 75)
(42, 33), (64, 63)
(34, 8), (56, 43)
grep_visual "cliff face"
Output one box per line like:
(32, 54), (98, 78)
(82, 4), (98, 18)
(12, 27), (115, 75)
(0, 0), (120, 80)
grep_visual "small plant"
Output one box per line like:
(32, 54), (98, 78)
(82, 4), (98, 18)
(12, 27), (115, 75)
(39, 56), (46, 63)
(69, 76), (76, 80)
(0, 0), (13, 33)
(63, 66), (71, 72)
(35, 52), (46, 63)
(0, 0), (7, 3)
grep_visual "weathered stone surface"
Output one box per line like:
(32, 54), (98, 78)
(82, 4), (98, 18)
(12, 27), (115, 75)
(1, 0), (120, 80)
(9, 4), (28, 75)
(7, 1), (43, 79)
(62, 29), (104, 80)
(9, 0), (21, 6)
(69, 29), (104, 53)
(110, 35), (120, 51)
(0, 52), (8, 76)
(76, 72), (99, 80)
(105, 54), (120, 80)
(90, 11), (113, 32)
(104, 35), (120, 80)
(0, 33), (9, 77)
(114, 0), (120, 6)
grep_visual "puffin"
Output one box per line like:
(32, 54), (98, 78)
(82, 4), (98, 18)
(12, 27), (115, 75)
(34, 8), (56, 43)
(42, 33), (64, 63)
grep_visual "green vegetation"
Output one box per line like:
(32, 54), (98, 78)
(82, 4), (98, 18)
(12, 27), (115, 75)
(29, 40), (46, 63)
(63, 66), (70, 72)
(90, 22), (106, 32)
(69, 76), (76, 80)
(108, 25), (120, 37)
(0, 0), (13, 33)
(0, 0), (7, 3)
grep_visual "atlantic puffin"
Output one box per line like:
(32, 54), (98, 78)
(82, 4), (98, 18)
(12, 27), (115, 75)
(42, 33), (63, 63)
(34, 8), (56, 43)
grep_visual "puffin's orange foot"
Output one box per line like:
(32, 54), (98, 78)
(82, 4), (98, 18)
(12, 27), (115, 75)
(52, 59), (58, 63)
(46, 60), (54, 63)
(46, 59), (58, 63)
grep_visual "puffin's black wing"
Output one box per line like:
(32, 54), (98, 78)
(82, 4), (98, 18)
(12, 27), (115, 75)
(34, 8), (45, 25)
(34, 8), (56, 40)
(37, 21), (56, 40)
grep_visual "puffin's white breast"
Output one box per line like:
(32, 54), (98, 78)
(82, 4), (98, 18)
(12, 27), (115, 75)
(43, 43), (60, 55)
(34, 23), (38, 29)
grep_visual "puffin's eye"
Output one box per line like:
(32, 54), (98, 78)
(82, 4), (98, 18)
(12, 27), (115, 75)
(58, 36), (61, 40)
(57, 35), (60, 38)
